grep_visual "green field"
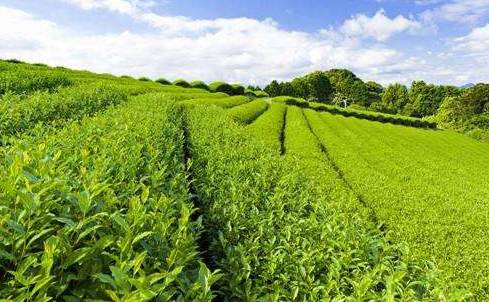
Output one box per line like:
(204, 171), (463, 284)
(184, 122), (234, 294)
(1, 60), (487, 301)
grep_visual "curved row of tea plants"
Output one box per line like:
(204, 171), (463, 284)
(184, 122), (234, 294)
(0, 94), (220, 301)
(227, 98), (269, 124)
(181, 95), (250, 108)
(247, 102), (287, 154)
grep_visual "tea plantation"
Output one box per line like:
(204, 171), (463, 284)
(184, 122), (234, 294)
(0, 60), (487, 301)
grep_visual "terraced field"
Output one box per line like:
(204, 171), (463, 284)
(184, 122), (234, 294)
(0, 60), (487, 301)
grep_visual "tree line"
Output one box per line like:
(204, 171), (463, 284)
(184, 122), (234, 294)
(263, 69), (489, 140)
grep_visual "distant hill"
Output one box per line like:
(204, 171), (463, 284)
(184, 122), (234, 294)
(460, 83), (476, 89)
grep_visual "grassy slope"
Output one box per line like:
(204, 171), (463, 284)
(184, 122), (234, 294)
(305, 109), (489, 298)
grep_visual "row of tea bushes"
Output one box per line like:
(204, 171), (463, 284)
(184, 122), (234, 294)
(0, 93), (221, 300)
(272, 96), (437, 128)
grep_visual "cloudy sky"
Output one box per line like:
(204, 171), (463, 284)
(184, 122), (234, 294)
(0, 0), (488, 86)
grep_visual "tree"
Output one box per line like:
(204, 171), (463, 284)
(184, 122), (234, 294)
(246, 85), (261, 91)
(436, 84), (489, 128)
(303, 71), (332, 102)
(326, 69), (370, 107)
(460, 83), (489, 114)
(405, 81), (461, 117)
(264, 80), (281, 97)
(279, 82), (295, 97)
(291, 77), (309, 99)
(381, 83), (408, 114)
(366, 81), (383, 104)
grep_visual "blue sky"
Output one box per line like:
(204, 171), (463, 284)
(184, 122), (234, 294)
(0, 0), (488, 86)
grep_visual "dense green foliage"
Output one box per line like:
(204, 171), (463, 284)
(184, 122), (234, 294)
(173, 79), (191, 88)
(155, 78), (171, 85)
(1, 59), (488, 300)
(0, 67), (72, 96)
(265, 71), (334, 103)
(0, 83), (126, 137)
(263, 67), (489, 140)
(305, 109), (487, 298)
(247, 102), (286, 153)
(326, 69), (372, 107)
(185, 104), (451, 300)
(208, 81), (234, 95)
(272, 96), (436, 128)
(244, 88), (269, 98)
(190, 80), (209, 90)
(181, 95), (250, 108)
(291, 71), (332, 102)
(377, 83), (409, 114)
(0, 94), (220, 300)
(436, 84), (489, 140)
(231, 84), (245, 96)
(227, 98), (269, 124)
(374, 82), (460, 117)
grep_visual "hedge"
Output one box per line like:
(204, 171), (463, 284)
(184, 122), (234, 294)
(231, 84), (245, 95)
(190, 80), (209, 90)
(156, 78), (171, 85)
(173, 79), (191, 88)
(245, 89), (270, 98)
(208, 81), (234, 95)
(254, 90), (269, 97)
(272, 97), (437, 128)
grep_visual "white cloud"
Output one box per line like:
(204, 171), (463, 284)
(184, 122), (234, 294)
(61, 0), (151, 14)
(340, 9), (421, 41)
(453, 23), (489, 52)
(0, 4), (485, 86)
(0, 6), (61, 50)
(420, 0), (489, 24)
(0, 4), (411, 85)
(414, 0), (445, 6)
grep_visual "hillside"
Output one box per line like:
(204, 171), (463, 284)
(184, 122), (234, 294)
(0, 60), (487, 301)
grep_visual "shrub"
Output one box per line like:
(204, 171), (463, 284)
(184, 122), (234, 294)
(173, 79), (191, 88)
(348, 104), (367, 111)
(156, 78), (171, 85)
(244, 89), (257, 97)
(138, 77), (151, 82)
(182, 96), (250, 108)
(208, 81), (233, 95)
(5, 58), (24, 64)
(254, 90), (269, 97)
(0, 70), (73, 96)
(231, 84), (245, 95)
(227, 99), (268, 124)
(190, 80), (209, 90)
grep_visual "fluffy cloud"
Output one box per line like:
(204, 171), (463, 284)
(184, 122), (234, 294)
(420, 0), (489, 23)
(61, 0), (152, 14)
(453, 23), (489, 52)
(0, 3), (484, 86)
(0, 5), (412, 85)
(340, 9), (421, 41)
